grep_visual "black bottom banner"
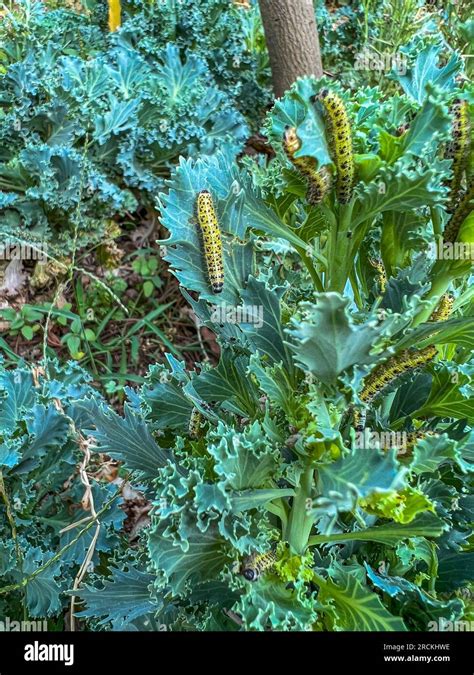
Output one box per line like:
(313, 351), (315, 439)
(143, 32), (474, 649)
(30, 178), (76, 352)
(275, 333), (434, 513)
(0, 631), (471, 673)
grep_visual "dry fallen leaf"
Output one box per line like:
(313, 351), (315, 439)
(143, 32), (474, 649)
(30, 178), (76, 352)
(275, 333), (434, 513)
(0, 259), (26, 297)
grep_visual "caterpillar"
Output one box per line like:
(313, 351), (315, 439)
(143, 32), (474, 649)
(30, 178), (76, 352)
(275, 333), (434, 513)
(108, 0), (121, 31)
(443, 178), (474, 244)
(369, 258), (387, 294)
(315, 89), (354, 204)
(402, 430), (437, 457)
(354, 346), (438, 430)
(240, 549), (277, 582)
(430, 293), (454, 322)
(196, 190), (225, 294)
(356, 295), (452, 431)
(188, 407), (202, 439)
(445, 99), (471, 205)
(283, 127), (331, 205)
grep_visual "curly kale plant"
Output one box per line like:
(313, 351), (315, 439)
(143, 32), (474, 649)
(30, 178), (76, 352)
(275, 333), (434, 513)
(116, 0), (271, 121)
(1, 36), (473, 632)
(0, 361), (126, 624)
(0, 0), (248, 249)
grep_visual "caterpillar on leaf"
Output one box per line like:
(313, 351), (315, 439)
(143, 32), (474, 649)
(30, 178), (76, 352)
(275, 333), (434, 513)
(315, 89), (354, 204)
(402, 430), (437, 457)
(445, 99), (471, 205)
(283, 127), (331, 205)
(240, 549), (277, 582)
(369, 258), (387, 294)
(443, 178), (474, 244)
(430, 293), (454, 322)
(196, 190), (225, 294)
(360, 346), (438, 403)
(354, 346), (438, 430)
(188, 407), (202, 439)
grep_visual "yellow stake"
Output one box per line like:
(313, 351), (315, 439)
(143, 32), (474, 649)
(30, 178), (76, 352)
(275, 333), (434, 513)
(108, 0), (121, 32)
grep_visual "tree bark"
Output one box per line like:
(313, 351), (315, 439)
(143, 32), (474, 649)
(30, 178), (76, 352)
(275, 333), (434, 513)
(258, 0), (323, 98)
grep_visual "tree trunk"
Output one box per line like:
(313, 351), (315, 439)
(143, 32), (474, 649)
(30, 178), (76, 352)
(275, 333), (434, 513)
(258, 0), (323, 98)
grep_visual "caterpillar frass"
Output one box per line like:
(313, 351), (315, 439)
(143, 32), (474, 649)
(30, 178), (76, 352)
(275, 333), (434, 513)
(369, 258), (387, 294)
(445, 99), (471, 204)
(188, 407), (202, 438)
(354, 346), (438, 430)
(443, 178), (474, 244)
(240, 549), (277, 582)
(430, 293), (454, 322)
(196, 190), (224, 293)
(283, 127), (331, 205)
(315, 89), (354, 204)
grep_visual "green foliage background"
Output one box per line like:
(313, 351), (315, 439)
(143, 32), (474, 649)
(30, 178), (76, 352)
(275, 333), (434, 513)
(0, 0), (473, 633)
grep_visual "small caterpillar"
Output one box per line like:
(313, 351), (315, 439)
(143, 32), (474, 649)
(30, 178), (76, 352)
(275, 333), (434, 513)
(188, 407), (202, 438)
(430, 293), (454, 322)
(283, 127), (331, 205)
(240, 549), (277, 582)
(443, 178), (474, 244)
(369, 258), (387, 294)
(354, 346), (438, 430)
(196, 190), (224, 294)
(315, 89), (354, 204)
(445, 99), (471, 205)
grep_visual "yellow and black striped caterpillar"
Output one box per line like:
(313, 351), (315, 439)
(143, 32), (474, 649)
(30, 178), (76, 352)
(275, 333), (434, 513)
(354, 346), (438, 430)
(430, 293), (454, 322)
(188, 407), (202, 438)
(315, 89), (354, 204)
(445, 99), (471, 206)
(283, 127), (331, 205)
(353, 295), (451, 430)
(443, 178), (474, 244)
(196, 190), (224, 294)
(402, 430), (437, 456)
(240, 549), (277, 582)
(369, 258), (387, 294)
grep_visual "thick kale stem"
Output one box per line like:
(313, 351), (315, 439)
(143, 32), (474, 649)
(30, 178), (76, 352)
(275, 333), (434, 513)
(285, 466), (315, 554)
(327, 202), (355, 292)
